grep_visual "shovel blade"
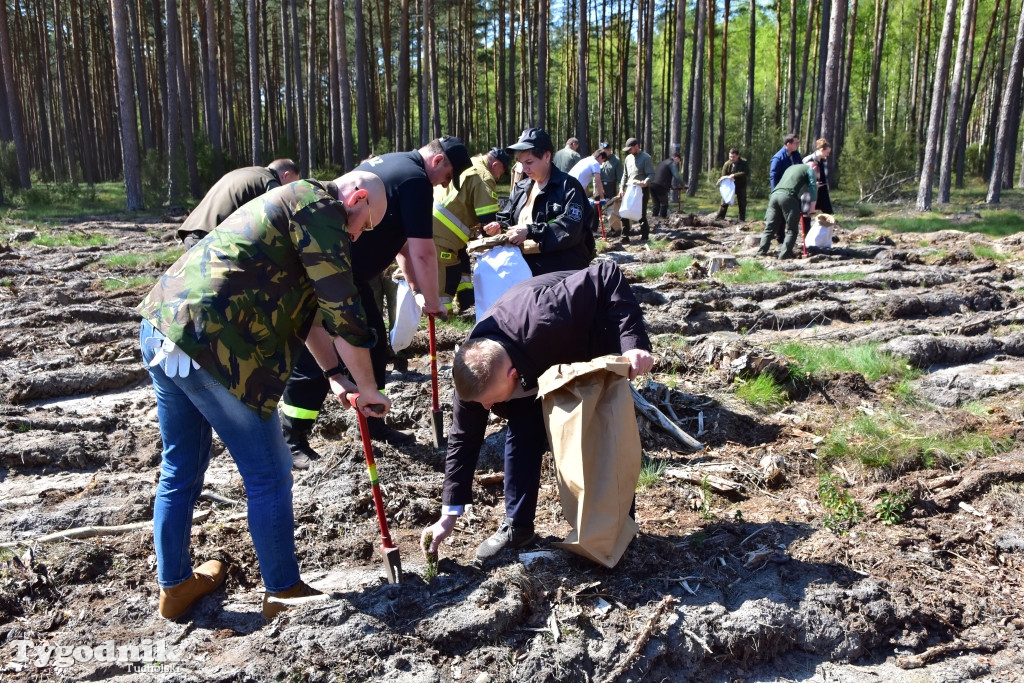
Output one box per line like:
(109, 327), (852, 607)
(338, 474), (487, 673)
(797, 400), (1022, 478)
(383, 545), (403, 584)
(431, 409), (445, 449)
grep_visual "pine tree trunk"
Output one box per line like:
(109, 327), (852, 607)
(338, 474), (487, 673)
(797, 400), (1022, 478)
(686, 0), (706, 197)
(307, 0), (317, 170)
(717, 0), (728, 164)
(916, 0), (958, 211)
(397, 0), (409, 151)
(744, 0), (754, 148)
(247, 0), (260, 164)
(51, 0), (77, 183)
(787, 0), (797, 132)
(109, 0), (143, 209)
(290, 0), (307, 174)
(795, 0), (814, 135)
(987, 1), (1024, 203)
(127, 0), (154, 151)
(672, 0), (687, 151)
(576, 0), (589, 149)
(537, 0), (548, 127)
(866, 0), (889, 133)
(819, 0), (846, 146)
(939, 0), (977, 203)
(166, 0), (183, 205)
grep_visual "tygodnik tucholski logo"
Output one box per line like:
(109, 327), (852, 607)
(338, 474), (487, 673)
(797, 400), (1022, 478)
(8, 638), (181, 672)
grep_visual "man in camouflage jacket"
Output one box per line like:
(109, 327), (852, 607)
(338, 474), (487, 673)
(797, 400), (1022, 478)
(137, 172), (390, 622)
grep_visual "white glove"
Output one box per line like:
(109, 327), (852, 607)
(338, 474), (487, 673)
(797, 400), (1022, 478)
(146, 335), (200, 378)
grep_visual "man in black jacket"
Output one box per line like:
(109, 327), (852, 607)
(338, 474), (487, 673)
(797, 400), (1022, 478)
(420, 261), (654, 562)
(482, 127), (595, 275)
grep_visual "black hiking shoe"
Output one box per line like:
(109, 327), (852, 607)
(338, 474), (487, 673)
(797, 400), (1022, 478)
(367, 416), (416, 446)
(475, 517), (536, 562)
(288, 439), (320, 470)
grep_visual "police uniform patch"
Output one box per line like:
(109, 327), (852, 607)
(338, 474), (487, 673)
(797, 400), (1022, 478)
(567, 202), (583, 222)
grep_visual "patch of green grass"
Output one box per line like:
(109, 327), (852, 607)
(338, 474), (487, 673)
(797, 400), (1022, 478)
(637, 456), (667, 491)
(799, 271), (867, 282)
(8, 181), (163, 222)
(774, 341), (918, 382)
(99, 250), (182, 269)
(890, 379), (925, 407)
(734, 373), (788, 410)
(102, 275), (157, 291)
(819, 408), (1013, 471)
(646, 239), (673, 251)
(961, 401), (991, 417)
(32, 230), (114, 248)
(635, 255), (695, 280)
(435, 314), (474, 334)
(856, 210), (1024, 237)
(715, 259), (788, 284)
(969, 244), (1008, 261)
(0, 277), (11, 288)
(818, 473), (864, 534)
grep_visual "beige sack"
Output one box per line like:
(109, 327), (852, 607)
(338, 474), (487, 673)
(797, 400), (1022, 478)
(603, 196), (622, 232)
(538, 355), (641, 568)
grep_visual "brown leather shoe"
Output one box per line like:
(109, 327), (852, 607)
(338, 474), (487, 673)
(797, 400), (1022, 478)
(158, 559), (228, 620)
(262, 580), (325, 620)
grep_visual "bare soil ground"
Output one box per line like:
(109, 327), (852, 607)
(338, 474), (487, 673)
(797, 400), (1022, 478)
(2, 208), (1024, 682)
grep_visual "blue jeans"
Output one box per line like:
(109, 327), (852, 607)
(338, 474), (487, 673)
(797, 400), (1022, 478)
(140, 320), (300, 593)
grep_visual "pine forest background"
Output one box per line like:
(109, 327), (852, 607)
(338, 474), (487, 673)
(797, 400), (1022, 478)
(0, 0), (1023, 211)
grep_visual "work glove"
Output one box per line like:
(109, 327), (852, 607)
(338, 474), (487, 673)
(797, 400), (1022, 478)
(146, 335), (200, 378)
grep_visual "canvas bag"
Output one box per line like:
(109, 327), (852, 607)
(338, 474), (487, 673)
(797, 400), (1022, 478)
(719, 177), (736, 205)
(538, 355), (641, 568)
(805, 214), (836, 249)
(619, 184), (643, 220)
(389, 278), (422, 352)
(471, 245), (533, 321)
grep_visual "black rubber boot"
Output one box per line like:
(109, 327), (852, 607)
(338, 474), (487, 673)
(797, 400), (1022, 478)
(281, 414), (320, 470)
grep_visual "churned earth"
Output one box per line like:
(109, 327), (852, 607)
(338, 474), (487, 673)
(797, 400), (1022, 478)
(1, 205), (1023, 682)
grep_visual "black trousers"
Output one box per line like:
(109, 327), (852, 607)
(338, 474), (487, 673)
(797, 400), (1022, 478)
(621, 187), (650, 240)
(278, 275), (389, 429)
(650, 183), (670, 218)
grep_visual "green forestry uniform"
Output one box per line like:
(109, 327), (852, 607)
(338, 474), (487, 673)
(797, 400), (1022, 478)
(432, 155), (500, 312)
(175, 166), (283, 249)
(138, 179), (374, 419)
(716, 156), (752, 221)
(758, 163), (817, 260)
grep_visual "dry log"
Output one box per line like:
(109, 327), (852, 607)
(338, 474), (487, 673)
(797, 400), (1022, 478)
(663, 467), (740, 494)
(475, 472), (504, 486)
(0, 509), (213, 548)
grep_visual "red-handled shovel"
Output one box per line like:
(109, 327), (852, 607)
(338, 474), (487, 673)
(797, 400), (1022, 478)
(428, 315), (445, 449)
(349, 395), (402, 584)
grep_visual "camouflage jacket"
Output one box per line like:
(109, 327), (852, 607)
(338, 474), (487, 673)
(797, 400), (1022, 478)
(138, 180), (374, 419)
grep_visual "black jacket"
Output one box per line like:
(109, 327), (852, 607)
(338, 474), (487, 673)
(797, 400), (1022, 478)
(496, 167), (595, 275)
(442, 261), (651, 507)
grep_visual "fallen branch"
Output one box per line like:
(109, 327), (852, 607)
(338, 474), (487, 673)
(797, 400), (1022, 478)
(0, 509), (213, 549)
(663, 467), (740, 494)
(475, 472), (504, 486)
(896, 637), (998, 669)
(631, 385), (703, 451)
(603, 595), (675, 683)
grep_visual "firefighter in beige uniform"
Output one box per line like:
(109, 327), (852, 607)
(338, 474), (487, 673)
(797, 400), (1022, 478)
(432, 147), (511, 313)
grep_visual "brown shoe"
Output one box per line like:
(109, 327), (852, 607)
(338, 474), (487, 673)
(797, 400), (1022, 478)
(158, 559), (228, 620)
(262, 580), (325, 620)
